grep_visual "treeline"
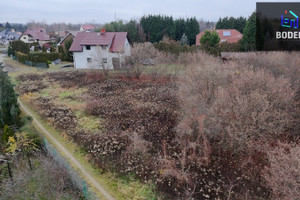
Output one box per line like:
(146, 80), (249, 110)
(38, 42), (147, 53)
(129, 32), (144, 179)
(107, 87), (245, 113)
(215, 16), (247, 33)
(101, 15), (199, 45)
(0, 22), (27, 32)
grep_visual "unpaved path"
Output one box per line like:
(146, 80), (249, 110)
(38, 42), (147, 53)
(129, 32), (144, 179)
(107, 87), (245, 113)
(18, 99), (115, 200)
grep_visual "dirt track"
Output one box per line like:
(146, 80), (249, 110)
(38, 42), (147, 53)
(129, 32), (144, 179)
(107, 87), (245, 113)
(18, 99), (115, 200)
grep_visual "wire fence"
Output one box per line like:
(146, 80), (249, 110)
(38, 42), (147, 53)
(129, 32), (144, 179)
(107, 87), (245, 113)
(43, 137), (99, 200)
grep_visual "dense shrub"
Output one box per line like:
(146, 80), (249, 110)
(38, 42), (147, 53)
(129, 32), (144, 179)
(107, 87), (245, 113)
(29, 52), (64, 62)
(263, 143), (300, 200)
(32, 97), (77, 130)
(16, 81), (46, 94)
(15, 51), (30, 63)
(9, 40), (29, 55)
(219, 41), (242, 52)
(45, 70), (87, 88)
(154, 41), (197, 55)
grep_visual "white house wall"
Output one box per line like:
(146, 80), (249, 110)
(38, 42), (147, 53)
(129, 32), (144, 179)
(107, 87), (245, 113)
(73, 40), (131, 70)
(20, 34), (37, 43)
(73, 45), (117, 69)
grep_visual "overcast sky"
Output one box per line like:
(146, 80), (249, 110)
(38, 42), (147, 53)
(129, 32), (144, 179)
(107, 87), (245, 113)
(0, 0), (298, 24)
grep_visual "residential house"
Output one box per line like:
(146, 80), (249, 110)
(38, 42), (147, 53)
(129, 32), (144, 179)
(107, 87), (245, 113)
(80, 25), (95, 32)
(0, 29), (21, 45)
(69, 29), (131, 69)
(57, 32), (78, 51)
(196, 29), (243, 46)
(20, 28), (50, 45)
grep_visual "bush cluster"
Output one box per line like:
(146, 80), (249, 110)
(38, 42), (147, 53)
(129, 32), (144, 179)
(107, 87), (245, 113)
(153, 41), (197, 55)
(29, 52), (64, 62)
(16, 81), (46, 94)
(15, 51), (30, 63)
(32, 97), (77, 130)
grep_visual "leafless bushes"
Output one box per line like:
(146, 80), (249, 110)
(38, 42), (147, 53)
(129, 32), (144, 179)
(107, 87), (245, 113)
(263, 143), (300, 200)
(173, 52), (299, 199)
(0, 153), (81, 200)
(123, 42), (174, 79)
(33, 97), (77, 130)
(16, 81), (46, 94)
(17, 73), (43, 82)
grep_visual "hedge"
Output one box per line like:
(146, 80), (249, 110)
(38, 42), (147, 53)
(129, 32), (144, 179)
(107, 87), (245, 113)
(15, 51), (30, 63)
(154, 41), (197, 55)
(29, 52), (64, 62)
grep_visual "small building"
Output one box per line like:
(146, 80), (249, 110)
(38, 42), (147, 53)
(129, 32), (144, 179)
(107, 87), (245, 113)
(57, 32), (78, 51)
(69, 29), (131, 70)
(196, 29), (243, 46)
(80, 25), (95, 32)
(20, 28), (50, 45)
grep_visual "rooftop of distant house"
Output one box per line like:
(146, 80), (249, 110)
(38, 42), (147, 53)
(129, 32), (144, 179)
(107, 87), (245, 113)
(23, 28), (50, 41)
(196, 29), (243, 45)
(81, 25), (95, 31)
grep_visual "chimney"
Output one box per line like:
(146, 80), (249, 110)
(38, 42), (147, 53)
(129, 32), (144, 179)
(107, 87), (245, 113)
(100, 28), (106, 35)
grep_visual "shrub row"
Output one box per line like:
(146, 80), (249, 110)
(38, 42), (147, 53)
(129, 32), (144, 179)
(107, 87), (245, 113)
(154, 41), (197, 55)
(29, 52), (64, 62)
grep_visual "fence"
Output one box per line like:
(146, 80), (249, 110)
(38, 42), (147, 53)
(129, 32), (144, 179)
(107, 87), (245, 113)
(43, 137), (99, 200)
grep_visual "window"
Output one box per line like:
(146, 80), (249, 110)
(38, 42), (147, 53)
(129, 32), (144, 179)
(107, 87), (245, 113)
(23, 36), (27, 40)
(102, 58), (107, 63)
(87, 58), (92, 63)
(86, 45), (91, 50)
(102, 45), (107, 50)
(223, 31), (231, 37)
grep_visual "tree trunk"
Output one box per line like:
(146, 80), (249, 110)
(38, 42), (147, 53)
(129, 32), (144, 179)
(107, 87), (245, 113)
(7, 162), (13, 181)
(27, 152), (32, 170)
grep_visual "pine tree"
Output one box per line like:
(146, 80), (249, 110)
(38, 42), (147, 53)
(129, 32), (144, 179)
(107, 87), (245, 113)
(0, 62), (21, 128)
(242, 12), (257, 51)
(180, 33), (189, 45)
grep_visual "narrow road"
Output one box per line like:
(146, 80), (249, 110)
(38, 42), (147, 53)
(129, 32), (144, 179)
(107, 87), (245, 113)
(18, 99), (115, 200)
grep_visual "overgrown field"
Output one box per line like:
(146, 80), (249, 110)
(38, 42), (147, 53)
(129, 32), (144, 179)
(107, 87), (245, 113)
(15, 51), (300, 199)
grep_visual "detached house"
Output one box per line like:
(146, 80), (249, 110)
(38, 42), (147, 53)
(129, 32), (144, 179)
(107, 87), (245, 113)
(80, 25), (95, 32)
(69, 29), (130, 69)
(0, 29), (21, 45)
(20, 28), (50, 45)
(196, 29), (243, 46)
(57, 31), (79, 51)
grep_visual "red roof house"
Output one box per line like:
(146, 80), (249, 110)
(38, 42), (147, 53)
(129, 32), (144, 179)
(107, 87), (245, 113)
(70, 30), (131, 69)
(80, 25), (95, 32)
(20, 28), (50, 44)
(196, 29), (243, 46)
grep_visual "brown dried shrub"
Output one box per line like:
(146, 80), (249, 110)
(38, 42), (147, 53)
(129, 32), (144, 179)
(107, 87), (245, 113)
(263, 143), (300, 200)
(16, 80), (46, 94)
(209, 69), (296, 153)
(17, 73), (43, 82)
(32, 97), (77, 130)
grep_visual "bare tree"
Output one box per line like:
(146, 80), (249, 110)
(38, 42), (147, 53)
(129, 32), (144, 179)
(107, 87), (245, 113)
(90, 45), (110, 77)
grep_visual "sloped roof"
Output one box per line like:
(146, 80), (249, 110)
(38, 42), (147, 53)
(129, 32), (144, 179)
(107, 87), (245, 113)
(69, 32), (128, 53)
(23, 28), (50, 41)
(82, 25), (95, 31)
(0, 30), (21, 40)
(58, 32), (77, 46)
(196, 29), (243, 45)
